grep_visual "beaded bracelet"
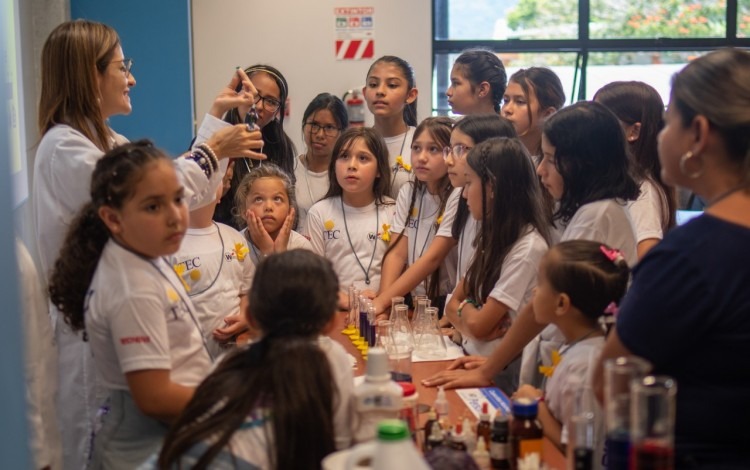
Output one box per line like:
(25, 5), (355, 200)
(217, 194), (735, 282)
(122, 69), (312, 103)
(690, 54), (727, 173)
(187, 148), (214, 178)
(196, 143), (219, 171)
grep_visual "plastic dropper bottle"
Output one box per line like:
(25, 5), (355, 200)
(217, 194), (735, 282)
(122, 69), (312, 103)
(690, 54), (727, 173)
(354, 347), (403, 442)
(477, 401), (492, 449)
(472, 437), (492, 470)
(434, 386), (450, 420)
(490, 411), (510, 469)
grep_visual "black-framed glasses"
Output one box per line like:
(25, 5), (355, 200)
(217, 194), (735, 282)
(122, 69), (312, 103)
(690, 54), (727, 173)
(442, 144), (472, 160)
(114, 58), (133, 77)
(254, 92), (282, 113)
(305, 121), (341, 137)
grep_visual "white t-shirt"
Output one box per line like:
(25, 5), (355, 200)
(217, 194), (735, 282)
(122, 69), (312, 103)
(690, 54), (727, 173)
(150, 336), (355, 469)
(239, 229), (313, 266)
(391, 184), (457, 296)
(293, 155), (330, 235)
(87, 241), (212, 390)
(306, 196), (396, 292)
(521, 199), (637, 387)
(627, 179), (665, 244)
(384, 126), (415, 199)
(167, 223), (255, 358)
(545, 336), (605, 466)
(462, 228), (548, 357)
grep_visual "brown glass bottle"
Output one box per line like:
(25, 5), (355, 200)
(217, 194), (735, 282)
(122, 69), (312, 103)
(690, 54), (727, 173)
(477, 402), (492, 449)
(509, 398), (543, 470)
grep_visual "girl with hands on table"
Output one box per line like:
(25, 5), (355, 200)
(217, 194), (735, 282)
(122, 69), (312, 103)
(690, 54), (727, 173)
(443, 137), (551, 395)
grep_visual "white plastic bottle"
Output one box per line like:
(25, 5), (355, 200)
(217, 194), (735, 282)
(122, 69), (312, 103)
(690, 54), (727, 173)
(354, 347), (403, 442)
(346, 420), (430, 470)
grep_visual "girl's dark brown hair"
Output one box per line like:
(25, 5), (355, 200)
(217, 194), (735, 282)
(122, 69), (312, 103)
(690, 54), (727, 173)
(453, 49), (508, 113)
(38, 20), (121, 151)
(367, 56), (418, 126)
(594, 81), (676, 231)
(543, 101), (640, 224)
(48, 140), (170, 332)
(545, 240), (630, 322)
(158, 250), (339, 469)
(324, 127), (393, 204)
(463, 137), (551, 302)
(384, 116), (453, 302)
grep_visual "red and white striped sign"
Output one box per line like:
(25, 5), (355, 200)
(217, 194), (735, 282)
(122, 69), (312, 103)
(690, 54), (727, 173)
(336, 39), (374, 60)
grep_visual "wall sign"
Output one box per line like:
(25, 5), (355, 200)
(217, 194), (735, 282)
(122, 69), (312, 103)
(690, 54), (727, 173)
(334, 7), (374, 60)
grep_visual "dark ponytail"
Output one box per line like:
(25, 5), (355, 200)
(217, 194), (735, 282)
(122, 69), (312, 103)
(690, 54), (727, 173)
(367, 56), (418, 126)
(48, 140), (170, 333)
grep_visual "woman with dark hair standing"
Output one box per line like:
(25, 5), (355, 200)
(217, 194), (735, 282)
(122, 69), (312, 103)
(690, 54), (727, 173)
(595, 48), (750, 468)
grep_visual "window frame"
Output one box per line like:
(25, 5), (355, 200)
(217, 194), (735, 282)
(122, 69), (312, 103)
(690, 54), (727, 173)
(432, 0), (750, 111)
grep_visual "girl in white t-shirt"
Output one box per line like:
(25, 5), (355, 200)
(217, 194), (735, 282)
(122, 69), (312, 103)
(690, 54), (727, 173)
(235, 163), (313, 267)
(594, 81), (677, 258)
(378, 117), (454, 310)
(48, 141), (215, 468)
(422, 102), (639, 391)
(156, 250), (354, 469)
(294, 93), (349, 234)
(372, 114), (518, 318)
(444, 137), (551, 395)
(306, 127), (396, 302)
(364, 56), (419, 198)
(513, 240), (630, 464)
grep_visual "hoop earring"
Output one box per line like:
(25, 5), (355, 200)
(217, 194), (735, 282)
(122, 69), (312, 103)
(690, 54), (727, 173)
(679, 151), (704, 179)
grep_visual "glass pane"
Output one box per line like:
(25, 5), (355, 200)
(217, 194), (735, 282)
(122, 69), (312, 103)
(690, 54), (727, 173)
(585, 51), (708, 103)
(436, 0), (578, 40)
(433, 52), (579, 115)
(739, 0), (750, 38)
(591, 0), (726, 39)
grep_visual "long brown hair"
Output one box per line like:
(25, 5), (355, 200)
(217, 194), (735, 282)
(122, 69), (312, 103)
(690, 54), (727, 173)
(384, 117), (453, 301)
(38, 20), (120, 151)
(158, 250), (339, 469)
(463, 138), (551, 302)
(594, 81), (676, 231)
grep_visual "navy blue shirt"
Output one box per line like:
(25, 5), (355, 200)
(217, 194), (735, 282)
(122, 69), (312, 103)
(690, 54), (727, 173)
(617, 214), (750, 468)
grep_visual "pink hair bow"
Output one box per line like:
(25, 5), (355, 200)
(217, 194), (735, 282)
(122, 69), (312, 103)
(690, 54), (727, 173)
(604, 301), (619, 317)
(600, 245), (625, 264)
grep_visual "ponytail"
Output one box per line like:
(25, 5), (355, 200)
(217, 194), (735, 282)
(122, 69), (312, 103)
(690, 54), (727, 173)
(49, 203), (111, 332)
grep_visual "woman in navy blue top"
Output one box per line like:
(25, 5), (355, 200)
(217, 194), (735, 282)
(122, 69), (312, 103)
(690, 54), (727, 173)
(594, 48), (750, 469)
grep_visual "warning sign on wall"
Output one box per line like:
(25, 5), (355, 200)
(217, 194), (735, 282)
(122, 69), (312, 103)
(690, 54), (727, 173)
(334, 7), (375, 60)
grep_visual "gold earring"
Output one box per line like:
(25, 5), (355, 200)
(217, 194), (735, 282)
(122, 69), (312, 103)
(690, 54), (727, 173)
(679, 151), (703, 179)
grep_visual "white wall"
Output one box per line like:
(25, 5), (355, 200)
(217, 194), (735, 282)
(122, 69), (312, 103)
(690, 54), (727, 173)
(191, 0), (432, 153)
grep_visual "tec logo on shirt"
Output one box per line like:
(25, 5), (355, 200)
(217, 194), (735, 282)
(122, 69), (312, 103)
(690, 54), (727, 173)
(323, 219), (341, 240)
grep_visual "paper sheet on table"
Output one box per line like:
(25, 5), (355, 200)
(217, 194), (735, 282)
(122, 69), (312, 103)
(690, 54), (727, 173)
(412, 341), (464, 362)
(455, 387), (512, 419)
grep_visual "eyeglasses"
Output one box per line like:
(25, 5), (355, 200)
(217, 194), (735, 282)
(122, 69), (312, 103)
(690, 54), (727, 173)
(442, 144), (472, 160)
(305, 121), (341, 137)
(254, 92), (282, 113)
(114, 58), (133, 77)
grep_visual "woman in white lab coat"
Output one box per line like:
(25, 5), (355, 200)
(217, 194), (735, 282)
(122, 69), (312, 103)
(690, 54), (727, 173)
(32, 19), (263, 470)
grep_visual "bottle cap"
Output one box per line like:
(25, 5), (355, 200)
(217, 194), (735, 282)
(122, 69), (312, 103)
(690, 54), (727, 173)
(365, 347), (391, 381)
(493, 410), (509, 426)
(377, 419), (410, 441)
(511, 397), (539, 418)
(473, 437), (489, 455)
(480, 401), (490, 420)
(397, 381), (416, 397)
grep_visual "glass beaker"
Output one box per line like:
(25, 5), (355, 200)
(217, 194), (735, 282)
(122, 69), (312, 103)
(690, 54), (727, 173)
(390, 304), (415, 349)
(603, 356), (652, 470)
(388, 296), (405, 322)
(629, 375), (677, 470)
(415, 306), (447, 359)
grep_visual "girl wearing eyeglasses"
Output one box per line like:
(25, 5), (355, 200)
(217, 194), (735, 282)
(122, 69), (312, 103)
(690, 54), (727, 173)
(363, 56), (419, 199)
(216, 64), (297, 230)
(294, 93), (349, 235)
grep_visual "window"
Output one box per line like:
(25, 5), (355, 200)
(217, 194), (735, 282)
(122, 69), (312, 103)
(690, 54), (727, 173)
(433, 0), (749, 112)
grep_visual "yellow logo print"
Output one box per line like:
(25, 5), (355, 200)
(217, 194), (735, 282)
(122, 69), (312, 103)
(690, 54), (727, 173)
(324, 219), (335, 231)
(410, 206), (418, 218)
(234, 242), (249, 262)
(166, 287), (180, 303)
(380, 223), (391, 243)
(190, 269), (201, 281)
(172, 264), (191, 292)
